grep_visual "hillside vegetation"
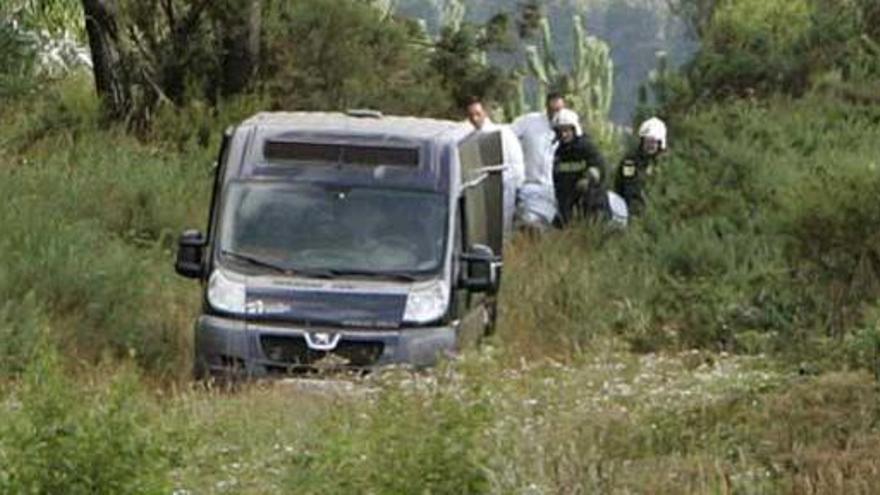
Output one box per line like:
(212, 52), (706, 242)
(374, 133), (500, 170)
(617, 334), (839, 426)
(2, 0), (880, 493)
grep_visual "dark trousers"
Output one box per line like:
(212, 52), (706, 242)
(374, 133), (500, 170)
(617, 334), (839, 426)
(554, 171), (582, 225)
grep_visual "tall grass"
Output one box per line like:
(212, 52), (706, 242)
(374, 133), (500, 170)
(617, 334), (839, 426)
(0, 76), (216, 378)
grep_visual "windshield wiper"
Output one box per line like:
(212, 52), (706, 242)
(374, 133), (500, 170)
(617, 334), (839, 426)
(222, 251), (346, 279)
(220, 250), (290, 274)
(221, 252), (422, 281)
(323, 268), (421, 282)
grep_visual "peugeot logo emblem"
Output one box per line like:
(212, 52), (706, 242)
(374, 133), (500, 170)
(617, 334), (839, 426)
(305, 332), (341, 351)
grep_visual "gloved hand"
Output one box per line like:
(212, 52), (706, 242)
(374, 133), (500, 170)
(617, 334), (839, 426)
(576, 167), (601, 193)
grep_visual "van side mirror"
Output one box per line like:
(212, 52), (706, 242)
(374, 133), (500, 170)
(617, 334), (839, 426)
(175, 229), (206, 279)
(459, 244), (502, 293)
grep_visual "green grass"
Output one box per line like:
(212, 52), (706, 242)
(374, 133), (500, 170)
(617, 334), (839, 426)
(3, 343), (878, 494)
(2, 76), (880, 493)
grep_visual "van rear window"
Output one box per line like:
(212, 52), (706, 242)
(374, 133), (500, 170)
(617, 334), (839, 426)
(264, 141), (419, 167)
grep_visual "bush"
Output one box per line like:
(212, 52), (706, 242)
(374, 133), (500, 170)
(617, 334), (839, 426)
(682, 0), (880, 101)
(500, 91), (880, 370)
(0, 348), (171, 494)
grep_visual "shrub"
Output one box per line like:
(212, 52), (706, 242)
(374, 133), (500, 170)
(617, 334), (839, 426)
(681, 0), (880, 101)
(0, 348), (171, 494)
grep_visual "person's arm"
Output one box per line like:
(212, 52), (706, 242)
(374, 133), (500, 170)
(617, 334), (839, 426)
(578, 134), (608, 185)
(501, 128), (525, 186)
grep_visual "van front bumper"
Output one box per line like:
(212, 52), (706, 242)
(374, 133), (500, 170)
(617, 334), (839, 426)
(194, 315), (457, 377)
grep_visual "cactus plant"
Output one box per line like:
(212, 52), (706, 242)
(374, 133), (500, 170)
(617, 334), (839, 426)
(500, 69), (528, 122)
(439, 0), (466, 33)
(520, 13), (616, 143)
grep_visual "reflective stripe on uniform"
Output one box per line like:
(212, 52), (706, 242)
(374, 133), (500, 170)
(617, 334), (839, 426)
(556, 161), (588, 173)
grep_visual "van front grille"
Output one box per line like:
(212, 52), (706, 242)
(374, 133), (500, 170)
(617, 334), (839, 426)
(259, 335), (384, 368)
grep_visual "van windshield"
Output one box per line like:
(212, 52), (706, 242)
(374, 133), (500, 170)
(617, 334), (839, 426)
(218, 182), (448, 276)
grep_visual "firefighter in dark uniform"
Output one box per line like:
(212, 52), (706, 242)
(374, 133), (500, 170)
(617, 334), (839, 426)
(615, 117), (667, 215)
(551, 109), (608, 226)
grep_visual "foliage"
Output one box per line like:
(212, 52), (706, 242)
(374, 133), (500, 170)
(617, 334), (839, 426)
(2, 0), (85, 40)
(0, 76), (208, 377)
(3, 3), (880, 492)
(0, 18), (38, 98)
(52, 349), (880, 494)
(261, 0), (448, 115)
(676, 0), (880, 101)
(498, 92), (880, 371)
(285, 365), (492, 494)
(0, 348), (171, 494)
(429, 12), (517, 114)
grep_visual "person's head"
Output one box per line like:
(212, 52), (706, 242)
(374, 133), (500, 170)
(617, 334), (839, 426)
(464, 96), (489, 130)
(551, 109), (582, 143)
(545, 92), (565, 119)
(638, 117), (667, 156)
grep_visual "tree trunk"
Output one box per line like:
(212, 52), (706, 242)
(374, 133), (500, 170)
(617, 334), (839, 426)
(81, 0), (131, 120)
(219, 0), (262, 96)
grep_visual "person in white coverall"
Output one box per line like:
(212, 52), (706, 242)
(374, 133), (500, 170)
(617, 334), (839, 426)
(509, 92), (567, 228)
(464, 97), (525, 234)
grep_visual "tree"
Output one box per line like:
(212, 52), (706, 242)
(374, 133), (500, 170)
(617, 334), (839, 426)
(262, 0), (454, 116)
(80, 0), (251, 126)
(429, 13), (516, 112)
(213, 0), (262, 96)
(81, 0), (132, 120)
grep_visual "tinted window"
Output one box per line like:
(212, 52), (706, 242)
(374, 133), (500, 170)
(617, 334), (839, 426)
(264, 141), (419, 167)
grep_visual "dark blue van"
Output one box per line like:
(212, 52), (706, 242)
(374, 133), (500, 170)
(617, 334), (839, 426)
(175, 111), (505, 378)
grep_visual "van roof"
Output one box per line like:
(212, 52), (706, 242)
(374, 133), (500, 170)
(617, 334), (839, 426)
(240, 112), (472, 144)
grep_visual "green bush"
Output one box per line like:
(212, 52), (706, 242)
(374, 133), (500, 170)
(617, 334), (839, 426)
(682, 0), (880, 100)
(0, 348), (171, 494)
(501, 91), (880, 369)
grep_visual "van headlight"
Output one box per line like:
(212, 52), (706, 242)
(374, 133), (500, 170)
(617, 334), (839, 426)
(403, 280), (450, 324)
(207, 269), (246, 314)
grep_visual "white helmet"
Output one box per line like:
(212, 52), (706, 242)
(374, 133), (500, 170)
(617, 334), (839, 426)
(638, 117), (667, 150)
(551, 109), (583, 136)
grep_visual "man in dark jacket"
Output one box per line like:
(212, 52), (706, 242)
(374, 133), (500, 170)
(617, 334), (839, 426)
(615, 117), (667, 215)
(551, 109), (608, 225)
